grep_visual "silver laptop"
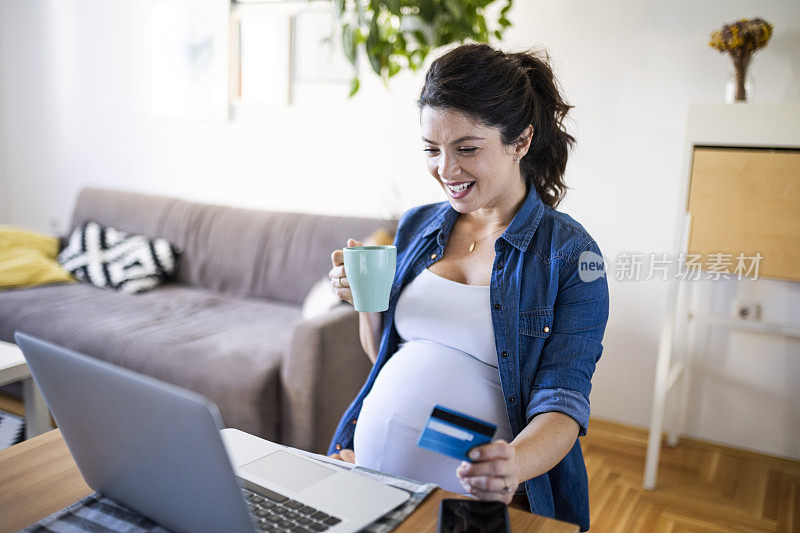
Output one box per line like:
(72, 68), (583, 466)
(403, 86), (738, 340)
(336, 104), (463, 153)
(15, 332), (409, 533)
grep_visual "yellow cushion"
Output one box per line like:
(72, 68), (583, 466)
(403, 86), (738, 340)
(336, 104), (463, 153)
(364, 227), (395, 246)
(0, 226), (75, 289)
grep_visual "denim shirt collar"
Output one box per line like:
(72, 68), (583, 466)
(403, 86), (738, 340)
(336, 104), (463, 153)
(419, 186), (546, 252)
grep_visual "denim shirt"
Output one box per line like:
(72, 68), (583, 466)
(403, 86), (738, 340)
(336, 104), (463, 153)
(328, 187), (609, 532)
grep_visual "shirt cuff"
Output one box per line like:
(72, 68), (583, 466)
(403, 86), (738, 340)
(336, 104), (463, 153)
(525, 387), (590, 437)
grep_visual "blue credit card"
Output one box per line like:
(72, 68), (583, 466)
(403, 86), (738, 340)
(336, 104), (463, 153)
(417, 405), (497, 462)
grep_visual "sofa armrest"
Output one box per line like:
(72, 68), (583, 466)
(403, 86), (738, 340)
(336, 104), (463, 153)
(280, 305), (373, 453)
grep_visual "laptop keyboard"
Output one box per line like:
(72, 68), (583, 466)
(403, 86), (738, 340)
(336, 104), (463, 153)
(243, 487), (343, 533)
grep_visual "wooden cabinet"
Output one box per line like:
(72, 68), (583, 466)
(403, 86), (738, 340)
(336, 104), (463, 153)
(687, 146), (800, 282)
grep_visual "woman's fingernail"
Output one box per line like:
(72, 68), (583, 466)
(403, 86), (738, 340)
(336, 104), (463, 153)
(470, 450), (479, 460)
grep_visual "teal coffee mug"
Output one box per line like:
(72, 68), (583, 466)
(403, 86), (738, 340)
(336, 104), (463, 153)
(343, 245), (397, 312)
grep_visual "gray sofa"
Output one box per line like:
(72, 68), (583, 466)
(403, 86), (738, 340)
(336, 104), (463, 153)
(0, 188), (391, 453)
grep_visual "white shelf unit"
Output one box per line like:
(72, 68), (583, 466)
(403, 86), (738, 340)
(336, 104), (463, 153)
(643, 102), (800, 491)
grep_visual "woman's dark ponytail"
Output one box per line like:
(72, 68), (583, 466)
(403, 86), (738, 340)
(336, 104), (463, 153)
(510, 51), (574, 208)
(418, 44), (575, 208)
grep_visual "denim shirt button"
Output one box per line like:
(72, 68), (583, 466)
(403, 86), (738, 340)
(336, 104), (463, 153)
(509, 396), (516, 403)
(431, 253), (437, 260)
(501, 350), (509, 358)
(494, 303), (501, 310)
(335, 444), (342, 450)
(496, 263), (504, 271)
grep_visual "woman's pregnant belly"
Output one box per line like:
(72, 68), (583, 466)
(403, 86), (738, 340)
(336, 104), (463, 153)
(353, 340), (513, 493)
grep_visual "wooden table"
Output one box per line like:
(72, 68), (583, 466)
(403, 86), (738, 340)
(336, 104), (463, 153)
(0, 430), (578, 533)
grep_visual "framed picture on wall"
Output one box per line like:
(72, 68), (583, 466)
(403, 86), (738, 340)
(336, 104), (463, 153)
(148, 0), (231, 121)
(230, 6), (292, 107)
(292, 10), (353, 84)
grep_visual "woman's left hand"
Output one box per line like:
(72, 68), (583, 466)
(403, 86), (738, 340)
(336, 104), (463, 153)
(456, 440), (522, 504)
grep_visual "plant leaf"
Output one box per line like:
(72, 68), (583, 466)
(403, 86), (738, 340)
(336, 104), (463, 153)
(476, 15), (487, 40)
(355, 0), (366, 25)
(366, 47), (383, 75)
(334, 0), (346, 17)
(342, 23), (357, 64)
(418, 0), (436, 22)
(384, 0), (401, 16)
(349, 77), (360, 97)
(444, 0), (462, 17)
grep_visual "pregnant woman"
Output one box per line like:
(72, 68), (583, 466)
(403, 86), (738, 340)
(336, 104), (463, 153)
(327, 43), (609, 532)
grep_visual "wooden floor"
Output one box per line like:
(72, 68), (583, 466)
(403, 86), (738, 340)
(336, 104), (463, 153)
(2, 393), (797, 532)
(583, 418), (800, 532)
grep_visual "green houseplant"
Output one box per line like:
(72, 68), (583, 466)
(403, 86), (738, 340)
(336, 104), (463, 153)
(330, 0), (514, 95)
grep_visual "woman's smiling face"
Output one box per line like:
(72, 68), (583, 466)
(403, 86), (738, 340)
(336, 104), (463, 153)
(420, 106), (528, 216)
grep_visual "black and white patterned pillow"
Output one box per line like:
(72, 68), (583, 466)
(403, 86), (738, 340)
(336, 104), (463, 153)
(58, 221), (179, 294)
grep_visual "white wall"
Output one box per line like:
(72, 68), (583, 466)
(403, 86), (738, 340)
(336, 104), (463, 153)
(0, 1), (14, 224)
(1, 0), (798, 458)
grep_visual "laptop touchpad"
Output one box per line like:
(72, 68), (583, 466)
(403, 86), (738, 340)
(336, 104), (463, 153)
(241, 450), (336, 492)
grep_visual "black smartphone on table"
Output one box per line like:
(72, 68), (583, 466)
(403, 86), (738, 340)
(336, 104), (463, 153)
(438, 499), (511, 533)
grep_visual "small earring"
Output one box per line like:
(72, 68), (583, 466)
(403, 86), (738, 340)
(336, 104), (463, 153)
(514, 155), (520, 164)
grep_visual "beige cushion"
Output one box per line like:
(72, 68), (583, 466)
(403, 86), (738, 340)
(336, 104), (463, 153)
(301, 278), (344, 320)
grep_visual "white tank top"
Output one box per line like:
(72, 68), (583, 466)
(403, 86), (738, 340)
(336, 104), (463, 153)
(353, 268), (513, 493)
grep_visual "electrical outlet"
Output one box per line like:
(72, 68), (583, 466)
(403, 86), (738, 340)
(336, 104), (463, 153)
(734, 302), (762, 321)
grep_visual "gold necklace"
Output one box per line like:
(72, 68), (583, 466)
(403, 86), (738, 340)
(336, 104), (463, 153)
(468, 226), (507, 253)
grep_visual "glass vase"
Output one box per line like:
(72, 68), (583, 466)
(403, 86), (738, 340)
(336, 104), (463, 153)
(725, 70), (755, 103)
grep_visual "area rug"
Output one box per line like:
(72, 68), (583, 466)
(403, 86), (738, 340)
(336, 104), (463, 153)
(0, 409), (25, 451)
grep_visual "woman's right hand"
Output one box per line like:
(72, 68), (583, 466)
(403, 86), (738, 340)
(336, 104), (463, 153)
(329, 239), (362, 305)
(328, 449), (356, 463)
